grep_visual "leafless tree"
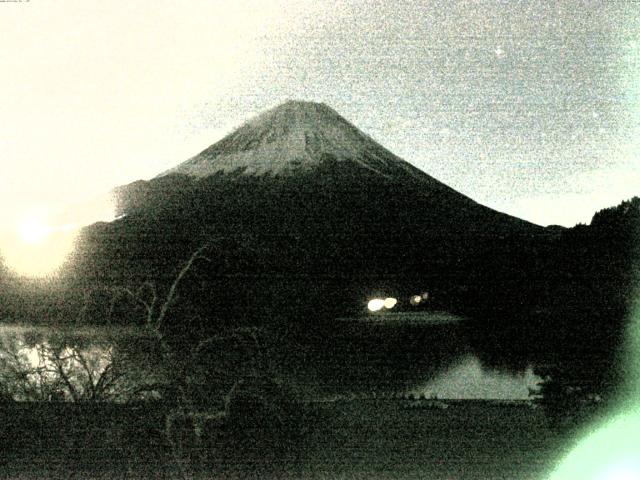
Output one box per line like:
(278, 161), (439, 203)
(0, 331), (133, 402)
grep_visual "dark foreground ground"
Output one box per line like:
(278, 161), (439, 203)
(0, 400), (569, 480)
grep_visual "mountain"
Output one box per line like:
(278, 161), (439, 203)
(119, 100), (537, 233)
(161, 100), (439, 181)
(153, 100), (508, 218)
(72, 100), (545, 329)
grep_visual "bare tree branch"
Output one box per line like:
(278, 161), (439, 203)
(52, 355), (80, 402)
(154, 243), (213, 332)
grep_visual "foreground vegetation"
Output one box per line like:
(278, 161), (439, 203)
(0, 399), (567, 479)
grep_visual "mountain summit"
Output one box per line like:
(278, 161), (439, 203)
(161, 100), (428, 180)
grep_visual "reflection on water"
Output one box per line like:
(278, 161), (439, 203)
(414, 354), (540, 400)
(305, 315), (541, 400)
(0, 316), (540, 402)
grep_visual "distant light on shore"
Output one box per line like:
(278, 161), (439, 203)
(367, 299), (385, 312)
(383, 297), (397, 309)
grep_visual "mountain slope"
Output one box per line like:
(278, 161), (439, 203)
(74, 101), (544, 328)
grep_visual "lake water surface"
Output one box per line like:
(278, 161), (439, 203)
(0, 313), (540, 402)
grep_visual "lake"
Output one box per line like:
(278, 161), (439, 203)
(0, 312), (540, 403)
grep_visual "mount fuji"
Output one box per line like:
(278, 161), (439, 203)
(158, 100), (494, 205)
(74, 100), (544, 325)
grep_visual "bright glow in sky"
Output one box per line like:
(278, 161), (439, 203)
(1, 1), (639, 275)
(18, 215), (51, 246)
(0, 197), (116, 277)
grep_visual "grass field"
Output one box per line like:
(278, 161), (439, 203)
(0, 399), (569, 480)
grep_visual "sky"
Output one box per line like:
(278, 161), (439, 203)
(1, 0), (639, 274)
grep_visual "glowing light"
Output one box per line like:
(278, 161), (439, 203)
(1, 196), (117, 277)
(383, 297), (397, 309)
(18, 217), (51, 245)
(410, 295), (422, 306)
(602, 461), (640, 480)
(367, 299), (385, 312)
(2, 227), (78, 278)
(548, 288), (640, 479)
(2, 209), (80, 277)
(547, 410), (640, 479)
